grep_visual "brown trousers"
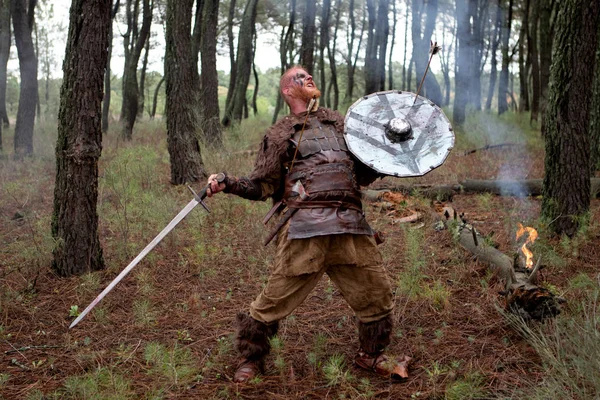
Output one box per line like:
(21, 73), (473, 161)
(249, 223), (394, 324)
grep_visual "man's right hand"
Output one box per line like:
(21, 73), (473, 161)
(206, 173), (226, 197)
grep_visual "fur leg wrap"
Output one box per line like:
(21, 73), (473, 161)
(358, 315), (393, 355)
(235, 312), (279, 361)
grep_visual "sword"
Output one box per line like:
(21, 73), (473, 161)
(69, 173), (226, 329)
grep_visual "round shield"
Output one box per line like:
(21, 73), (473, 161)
(344, 90), (454, 177)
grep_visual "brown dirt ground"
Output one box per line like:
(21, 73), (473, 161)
(1, 143), (600, 399)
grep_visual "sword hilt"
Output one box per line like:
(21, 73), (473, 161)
(187, 173), (226, 213)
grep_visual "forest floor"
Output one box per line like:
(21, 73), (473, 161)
(1, 114), (600, 399)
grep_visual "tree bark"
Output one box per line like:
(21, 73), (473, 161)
(191, 0), (204, 67)
(401, 0), (409, 90)
(541, 0), (599, 236)
(486, 0), (502, 111)
(199, 0), (222, 146)
(165, 0), (206, 184)
(538, 0), (553, 132)
(497, 0), (513, 115)
(364, 0), (389, 94)
(327, 0), (341, 110)
(0, 0), (10, 127)
(453, 0), (471, 124)
(52, 0), (110, 276)
(224, 0), (236, 113)
(299, 0), (316, 75)
(150, 75), (164, 119)
(119, 0), (152, 140)
(222, 0), (258, 127)
(344, 0), (365, 104)
(528, 0), (540, 123)
(251, 30), (259, 115)
(387, 0), (397, 90)
(411, 0), (443, 105)
(319, 0), (331, 107)
(272, 0), (295, 124)
(137, 30), (150, 118)
(11, 0), (37, 156)
(591, 23), (600, 172)
(102, 0), (119, 133)
(518, 0), (529, 113)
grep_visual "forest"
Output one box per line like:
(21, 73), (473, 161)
(0, 0), (599, 398)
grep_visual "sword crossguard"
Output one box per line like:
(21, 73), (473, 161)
(187, 185), (211, 213)
(186, 173), (226, 214)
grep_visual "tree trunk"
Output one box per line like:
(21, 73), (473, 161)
(191, 0), (203, 67)
(497, 0), (513, 115)
(541, 0), (599, 236)
(319, 0), (330, 108)
(518, 0), (529, 113)
(589, 22), (600, 172)
(102, 0), (119, 133)
(138, 30), (150, 118)
(165, 0), (206, 184)
(119, 0), (151, 140)
(52, 0), (110, 276)
(486, 0), (501, 110)
(327, 0), (341, 110)
(528, 0), (540, 123)
(453, 0), (471, 124)
(538, 0), (553, 132)
(344, 0), (358, 103)
(11, 0), (37, 156)
(469, 0), (487, 111)
(0, 0), (9, 127)
(150, 75), (164, 119)
(199, 0), (222, 146)
(222, 0), (258, 127)
(102, 19), (113, 132)
(251, 32), (259, 115)
(401, 0), (408, 90)
(411, 0), (443, 105)
(299, 0), (316, 75)
(364, 0), (389, 95)
(387, 0), (397, 90)
(224, 0), (236, 113)
(272, 0), (295, 123)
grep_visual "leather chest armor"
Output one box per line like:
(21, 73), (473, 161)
(284, 118), (362, 210)
(291, 120), (349, 157)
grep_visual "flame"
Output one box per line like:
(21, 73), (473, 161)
(516, 223), (538, 269)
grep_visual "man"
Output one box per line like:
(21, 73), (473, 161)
(207, 66), (407, 383)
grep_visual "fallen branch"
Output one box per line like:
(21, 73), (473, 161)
(4, 345), (62, 355)
(462, 143), (520, 155)
(437, 208), (562, 320)
(366, 178), (600, 200)
(363, 184), (458, 201)
(461, 179), (600, 198)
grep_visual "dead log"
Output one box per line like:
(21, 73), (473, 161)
(462, 143), (520, 155)
(366, 178), (600, 199)
(437, 209), (562, 320)
(363, 184), (459, 201)
(461, 178), (600, 198)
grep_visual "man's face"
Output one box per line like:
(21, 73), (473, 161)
(287, 69), (321, 102)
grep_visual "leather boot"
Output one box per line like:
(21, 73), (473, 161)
(233, 312), (278, 383)
(355, 315), (411, 381)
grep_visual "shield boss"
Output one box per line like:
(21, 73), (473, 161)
(344, 90), (454, 177)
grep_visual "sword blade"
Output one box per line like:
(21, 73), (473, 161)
(69, 198), (200, 329)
